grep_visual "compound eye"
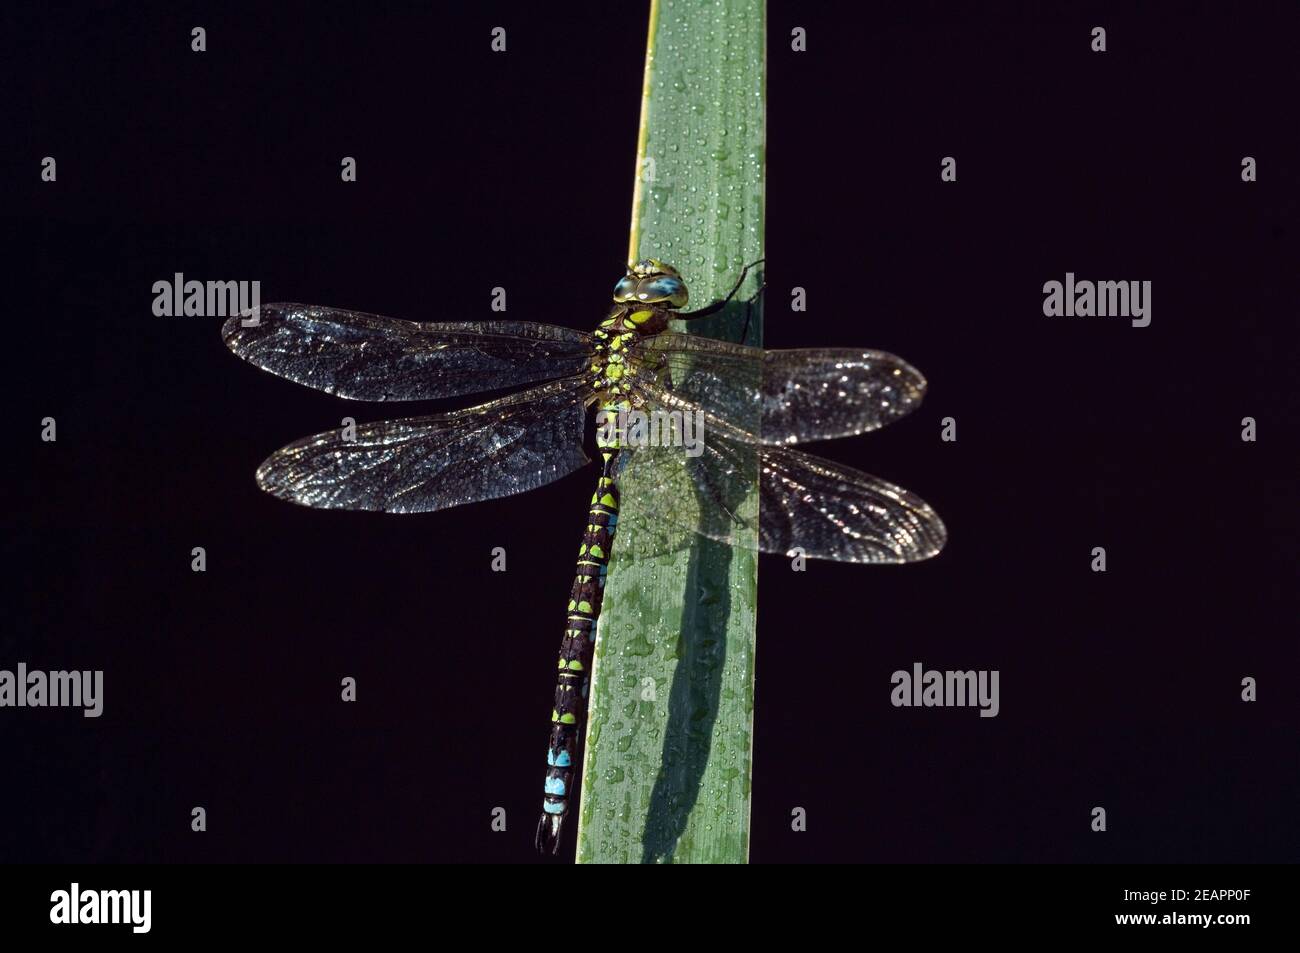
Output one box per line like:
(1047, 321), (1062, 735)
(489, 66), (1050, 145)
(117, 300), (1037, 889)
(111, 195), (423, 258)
(639, 276), (685, 301)
(612, 275), (638, 300)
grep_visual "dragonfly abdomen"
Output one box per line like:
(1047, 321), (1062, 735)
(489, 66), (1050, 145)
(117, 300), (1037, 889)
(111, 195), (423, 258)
(536, 452), (621, 853)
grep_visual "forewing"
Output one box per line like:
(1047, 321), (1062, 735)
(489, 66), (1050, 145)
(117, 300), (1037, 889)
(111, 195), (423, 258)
(628, 332), (926, 444)
(254, 377), (591, 512)
(223, 303), (592, 401)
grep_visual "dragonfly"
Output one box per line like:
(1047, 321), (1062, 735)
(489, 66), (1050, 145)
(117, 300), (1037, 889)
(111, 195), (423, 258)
(222, 258), (947, 854)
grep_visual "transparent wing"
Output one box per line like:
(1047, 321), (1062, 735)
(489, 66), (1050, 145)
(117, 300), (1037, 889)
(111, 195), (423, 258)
(223, 303), (593, 401)
(620, 436), (945, 563)
(626, 331), (926, 444)
(618, 380), (945, 563)
(254, 377), (592, 513)
(751, 445), (946, 562)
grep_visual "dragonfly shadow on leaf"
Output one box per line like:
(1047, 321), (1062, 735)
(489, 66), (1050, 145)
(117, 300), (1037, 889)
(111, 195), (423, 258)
(631, 294), (761, 864)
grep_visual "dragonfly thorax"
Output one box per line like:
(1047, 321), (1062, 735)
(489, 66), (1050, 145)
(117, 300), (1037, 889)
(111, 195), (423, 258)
(589, 314), (666, 398)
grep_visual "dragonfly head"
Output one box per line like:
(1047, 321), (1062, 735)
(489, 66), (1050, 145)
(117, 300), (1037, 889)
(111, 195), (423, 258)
(613, 259), (689, 309)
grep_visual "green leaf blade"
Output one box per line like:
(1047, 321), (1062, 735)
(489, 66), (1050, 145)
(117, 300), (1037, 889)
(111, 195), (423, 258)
(576, 0), (765, 865)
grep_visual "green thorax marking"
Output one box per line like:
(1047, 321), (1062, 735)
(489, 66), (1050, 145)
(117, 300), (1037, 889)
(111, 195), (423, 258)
(589, 303), (672, 399)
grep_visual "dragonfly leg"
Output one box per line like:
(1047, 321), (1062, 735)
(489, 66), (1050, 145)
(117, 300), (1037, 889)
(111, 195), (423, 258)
(737, 277), (767, 346)
(677, 257), (766, 320)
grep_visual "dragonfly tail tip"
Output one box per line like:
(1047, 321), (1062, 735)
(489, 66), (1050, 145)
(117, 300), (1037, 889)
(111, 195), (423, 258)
(534, 813), (565, 855)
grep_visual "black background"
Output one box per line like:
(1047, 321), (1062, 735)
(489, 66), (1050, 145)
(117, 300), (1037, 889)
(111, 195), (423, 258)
(4, 0), (1297, 864)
